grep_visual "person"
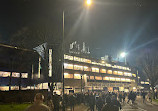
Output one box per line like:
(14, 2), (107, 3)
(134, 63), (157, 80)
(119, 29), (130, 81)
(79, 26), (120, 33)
(96, 96), (104, 111)
(68, 92), (75, 111)
(25, 93), (50, 111)
(111, 95), (122, 110)
(118, 92), (123, 103)
(141, 91), (146, 103)
(47, 97), (54, 111)
(148, 91), (152, 103)
(102, 96), (119, 111)
(88, 92), (95, 111)
(127, 91), (132, 104)
(122, 91), (126, 103)
(53, 92), (60, 111)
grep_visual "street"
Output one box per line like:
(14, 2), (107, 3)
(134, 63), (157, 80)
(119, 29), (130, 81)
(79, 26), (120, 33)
(65, 96), (158, 111)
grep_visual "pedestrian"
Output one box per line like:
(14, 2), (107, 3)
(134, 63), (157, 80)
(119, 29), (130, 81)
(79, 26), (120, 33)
(68, 92), (75, 111)
(122, 91), (126, 103)
(53, 92), (60, 111)
(148, 91), (152, 103)
(127, 91), (132, 104)
(25, 93), (50, 111)
(96, 96), (104, 111)
(111, 95), (122, 110)
(47, 97), (54, 111)
(118, 92), (123, 103)
(141, 91), (146, 103)
(102, 96), (119, 111)
(88, 92), (95, 111)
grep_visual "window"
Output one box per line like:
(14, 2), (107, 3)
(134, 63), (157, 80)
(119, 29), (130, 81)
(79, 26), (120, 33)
(106, 64), (112, 67)
(64, 63), (73, 69)
(74, 74), (81, 79)
(126, 79), (131, 82)
(84, 66), (91, 71)
(107, 70), (112, 74)
(12, 72), (20, 77)
(90, 76), (94, 80)
(103, 77), (109, 80)
(64, 73), (73, 78)
(113, 71), (118, 75)
(109, 77), (115, 81)
(100, 69), (106, 73)
(115, 78), (120, 81)
(132, 74), (136, 77)
(21, 73), (28, 78)
(74, 65), (83, 70)
(95, 76), (102, 80)
(121, 78), (126, 82)
(92, 67), (99, 73)
(81, 58), (86, 62)
(0, 71), (10, 77)
(118, 71), (123, 75)
(74, 56), (80, 62)
(64, 55), (73, 60)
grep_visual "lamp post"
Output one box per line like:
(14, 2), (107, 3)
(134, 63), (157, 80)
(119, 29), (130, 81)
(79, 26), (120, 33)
(62, 1), (91, 110)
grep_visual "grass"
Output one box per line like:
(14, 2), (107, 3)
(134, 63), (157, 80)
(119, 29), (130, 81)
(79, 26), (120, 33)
(0, 103), (31, 111)
(153, 99), (158, 104)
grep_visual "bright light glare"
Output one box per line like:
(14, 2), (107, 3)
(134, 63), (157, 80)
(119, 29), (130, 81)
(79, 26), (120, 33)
(120, 52), (127, 58)
(86, 0), (92, 6)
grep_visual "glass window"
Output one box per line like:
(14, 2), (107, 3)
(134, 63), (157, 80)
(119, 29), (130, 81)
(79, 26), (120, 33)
(113, 71), (118, 75)
(121, 78), (126, 82)
(64, 63), (73, 69)
(106, 64), (112, 67)
(118, 71), (123, 75)
(74, 74), (81, 79)
(126, 79), (131, 82)
(115, 78), (120, 81)
(100, 69), (106, 73)
(95, 76), (102, 80)
(84, 66), (91, 71)
(107, 70), (112, 74)
(12, 72), (20, 77)
(103, 77), (109, 80)
(109, 77), (115, 81)
(0, 71), (10, 77)
(81, 58), (86, 62)
(64, 73), (73, 78)
(21, 73), (28, 78)
(132, 74), (136, 77)
(92, 67), (99, 73)
(64, 55), (73, 60)
(74, 56), (80, 62)
(90, 76), (94, 80)
(74, 65), (83, 70)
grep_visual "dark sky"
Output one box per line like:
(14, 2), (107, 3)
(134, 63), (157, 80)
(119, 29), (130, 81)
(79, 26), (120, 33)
(0, 0), (158, 62)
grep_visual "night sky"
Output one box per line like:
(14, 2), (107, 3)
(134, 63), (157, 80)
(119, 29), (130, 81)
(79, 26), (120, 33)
(0, 0), (158, 63)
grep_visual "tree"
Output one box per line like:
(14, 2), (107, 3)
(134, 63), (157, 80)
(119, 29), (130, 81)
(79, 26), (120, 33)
(138, 48), (158, 98)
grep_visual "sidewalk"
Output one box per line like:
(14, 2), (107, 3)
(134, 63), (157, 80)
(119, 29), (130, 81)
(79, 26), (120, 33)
(62, 104), (89, 111)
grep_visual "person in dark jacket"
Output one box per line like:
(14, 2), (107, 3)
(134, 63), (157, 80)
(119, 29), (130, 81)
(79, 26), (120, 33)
(88, 92), (95, 111)
(53, 92), (60, 111)
(96, 96), (104, 111)
(68, 93), (75, 111)
(111, 95), (122, 110)
(102, 96), (119, 111)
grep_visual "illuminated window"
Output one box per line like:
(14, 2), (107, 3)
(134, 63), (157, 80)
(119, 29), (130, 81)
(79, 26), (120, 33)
(64, 73), (73, 78)
(0, 71), (10, 77)
(115, 78), (120, 81)
(121, 78), (126, 82)
(126, 79), (131, 82)
(84, 66), (91, 71)
(81, 58), (86, 62)
(74, 65), (83, 70)
(95, 76), (102, 80)
(90, 76), (94, 80)
(145, 82), (149, 84)
(92, 67), (99, 73)
(74, 56), (80, 62)
(107, 70), (112, 74)
(113, 71), (118, 75)
(124, 72), (132, 76)
(106, 64), (112, 67)
(109, 77), (115, 81)
(64, 55), (73, 60)
(74, 74), (81, 79)
(12, 72), (20, 77)
(21, 73), (28, 78)
(87, 59), (91, 63)
(103, 77), (109, 80)
(100, 69), (106, 73)
(127, 73), (132, 76)
(118, 71), (123, 75)
(131, 79), (136, 82)
(64, 63), (73, 69)
(141, 81), (145, 84)
(132, 74), (136, 77)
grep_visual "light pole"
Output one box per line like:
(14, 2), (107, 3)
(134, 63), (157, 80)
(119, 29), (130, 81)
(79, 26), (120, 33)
(120, 52), (127, 65)
(62, 1), (91, 110)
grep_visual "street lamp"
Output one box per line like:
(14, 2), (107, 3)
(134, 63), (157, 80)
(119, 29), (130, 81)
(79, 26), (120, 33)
(120, 52), (127, 65)
(62, 1), (92, 110)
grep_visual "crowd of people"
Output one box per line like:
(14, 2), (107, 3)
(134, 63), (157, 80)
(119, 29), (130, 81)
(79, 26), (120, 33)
(25, 90), (157, 111)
